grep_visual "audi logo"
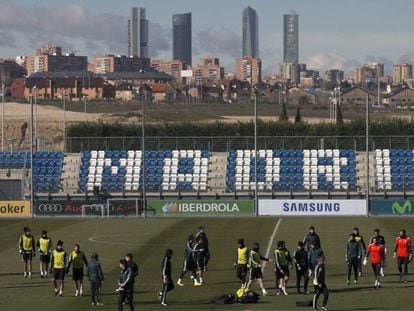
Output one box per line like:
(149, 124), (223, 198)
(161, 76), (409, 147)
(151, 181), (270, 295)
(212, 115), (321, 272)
(37, 204), (63, 212)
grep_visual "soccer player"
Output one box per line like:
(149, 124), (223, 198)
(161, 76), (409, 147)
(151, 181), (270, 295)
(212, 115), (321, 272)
(193, 235), (206, 285)
(67, 244), (88, 296)
(19, 226), (36, 278)
(196, 225), (210, 270)
(87, 253), (104, 306)
(346, 233), (362, 285)
(303, 226), (321, 251)
(37, 230), (52, 278)
(364, 236), (385, 289)
(158, 249), (174, 306)
(370, 228), (386, 276)
(312, 256), (329, 311)
(177, 234), (198, 287)
(246, 242), (270, 296)
(293, 241), (309, 294)
(234, 238), (249, 289)
(393, 229), (412, 282)
(308, 242), (325, 277)
(50, 240), (67, 297)
(125, 253), (139, 302)
(274, 240), (293, 295)
(116, 259), (134, 311)
(353, 228), (366, 277)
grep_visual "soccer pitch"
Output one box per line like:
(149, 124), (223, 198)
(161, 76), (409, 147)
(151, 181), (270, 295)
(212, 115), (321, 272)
(1, 217), (413, 311)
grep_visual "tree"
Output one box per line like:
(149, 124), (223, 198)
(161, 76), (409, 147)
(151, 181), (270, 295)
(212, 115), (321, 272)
(295, 107), (302, 123)
(280, 101), (289, 121)
(336, 104), (344, 125)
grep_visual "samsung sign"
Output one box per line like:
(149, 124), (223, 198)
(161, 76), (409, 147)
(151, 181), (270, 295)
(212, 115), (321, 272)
(259, 200), (367, 216)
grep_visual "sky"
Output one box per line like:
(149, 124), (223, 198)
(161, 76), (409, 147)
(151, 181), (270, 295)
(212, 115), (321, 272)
(1, 0), (414, 76)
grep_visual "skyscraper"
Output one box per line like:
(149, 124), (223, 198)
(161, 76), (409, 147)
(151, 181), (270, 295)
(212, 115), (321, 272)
(242, 6), (259, 58)
(173, 13), (192, 66)
(128, 7), (149, 58)
(283, 14), (299, 63)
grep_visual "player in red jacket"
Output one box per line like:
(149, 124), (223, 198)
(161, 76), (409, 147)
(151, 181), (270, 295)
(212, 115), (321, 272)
(364, 237), (385, 289)
(393, 229), (412, 282)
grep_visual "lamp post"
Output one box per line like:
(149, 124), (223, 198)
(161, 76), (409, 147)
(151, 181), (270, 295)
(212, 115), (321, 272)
(1, 83), (4, 151)
(140, 89), (146, 218)
(63, 90), (66, 152)
(253, 90), (258, 217)
(30, 92), (34, 218)
(365, 94), (370, 215)
(33, 86), (37, 150)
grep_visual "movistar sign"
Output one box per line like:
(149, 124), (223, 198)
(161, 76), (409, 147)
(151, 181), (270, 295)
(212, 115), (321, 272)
(371, 199), (414, 216)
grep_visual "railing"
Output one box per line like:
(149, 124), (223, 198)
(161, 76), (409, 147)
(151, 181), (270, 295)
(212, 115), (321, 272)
(4, 136), (414, 153)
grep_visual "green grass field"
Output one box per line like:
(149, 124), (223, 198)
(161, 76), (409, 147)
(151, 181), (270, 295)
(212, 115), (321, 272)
(0, 217), (413, 311)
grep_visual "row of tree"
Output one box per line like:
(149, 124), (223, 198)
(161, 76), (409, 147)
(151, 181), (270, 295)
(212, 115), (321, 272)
(68, 116), (414, 138)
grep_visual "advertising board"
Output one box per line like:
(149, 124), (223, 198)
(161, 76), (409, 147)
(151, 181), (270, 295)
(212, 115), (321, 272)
(370, 199), (414, 216)
(147, 199), (254, 217)
(0, 201), (31, 218)
(259, 200), (367, 216)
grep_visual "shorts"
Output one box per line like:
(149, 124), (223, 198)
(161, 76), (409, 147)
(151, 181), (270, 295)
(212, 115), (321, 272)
(22, 252), (33, 262)
(40, 254), (51, 263)
(276, 265), (289, 279)
(249, 267), (263, 280)
(182, 259), (195, 272)
(53, 268), (65, 280)
(236, 264), (248, 279)
(72, 268), (84, 281)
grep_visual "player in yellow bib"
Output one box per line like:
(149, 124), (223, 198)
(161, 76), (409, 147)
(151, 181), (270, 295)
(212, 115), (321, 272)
(67, 244), (88, 297)
(18, 226), (36, 278)
(234, 238), (249, 288)
(37, 230), (52, 278)
(50, 240), (67, 297)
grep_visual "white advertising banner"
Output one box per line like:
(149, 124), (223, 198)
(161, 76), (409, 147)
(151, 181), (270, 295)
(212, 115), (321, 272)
(259, 200), (367, 216)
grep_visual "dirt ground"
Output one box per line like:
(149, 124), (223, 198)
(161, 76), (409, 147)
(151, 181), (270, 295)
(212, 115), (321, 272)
(1, 102), (411, 151)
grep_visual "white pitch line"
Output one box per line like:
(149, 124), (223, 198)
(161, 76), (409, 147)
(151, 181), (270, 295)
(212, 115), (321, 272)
(262, 218), (282, 270)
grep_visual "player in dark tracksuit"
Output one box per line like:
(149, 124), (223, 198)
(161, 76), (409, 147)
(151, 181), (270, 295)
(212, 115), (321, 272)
(313, 257), (329, 311)
(346, 233), (362, 285)
(125, 254), (138, 302)
(293, 241), (309, 294)
(303, 226), (321, 251)
(158, 249), (174, 306)
(177, 235), (198, 286)
(196, 226), (210, 270)
(308, 242), (325, 277)
(353, 227), (367, 276)
(193, 236), (206, 285)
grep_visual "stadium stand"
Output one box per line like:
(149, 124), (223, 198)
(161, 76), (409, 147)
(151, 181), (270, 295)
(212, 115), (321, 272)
(79, 150), (210, 193)
(226, 149), (357, 192)
(2, 148), (414, 194)
(375, 149), (414, 191)
(0, 151), (63, 192)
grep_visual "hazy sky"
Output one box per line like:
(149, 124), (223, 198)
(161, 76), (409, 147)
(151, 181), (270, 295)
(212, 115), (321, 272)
(1, 0), (414, 75)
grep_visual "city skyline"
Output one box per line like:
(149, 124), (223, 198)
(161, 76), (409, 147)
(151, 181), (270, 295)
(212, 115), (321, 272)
(242, 6), (259, 58)
(128, 7), (149, 58)
(172, 13), (192, 66)
(1, 0), (414, 75)
(283, 14), (298, 64)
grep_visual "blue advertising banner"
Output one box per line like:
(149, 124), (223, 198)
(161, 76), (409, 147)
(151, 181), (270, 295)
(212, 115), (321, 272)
(370, 199), (414, 216)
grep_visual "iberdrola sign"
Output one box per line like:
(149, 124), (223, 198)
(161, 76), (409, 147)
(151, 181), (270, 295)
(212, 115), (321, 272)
(147, 200), (254, 217)
(371, 199), (414, 216)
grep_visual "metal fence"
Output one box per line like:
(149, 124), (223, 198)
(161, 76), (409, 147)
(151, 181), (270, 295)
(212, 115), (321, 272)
(25, 135), (414, 153)
(3, 135), (414, 153)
